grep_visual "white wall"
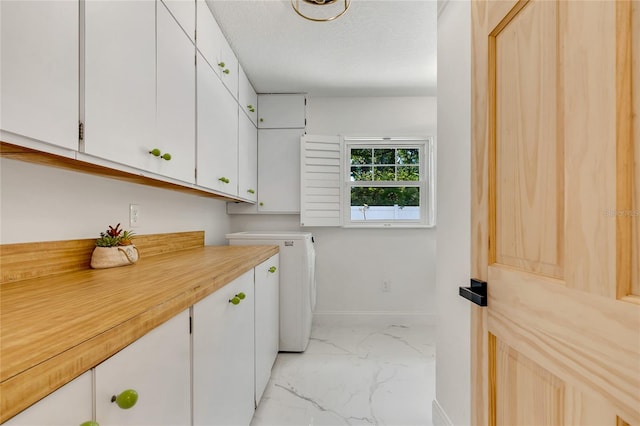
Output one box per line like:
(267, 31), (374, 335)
(433, 2), (471, 425)
(231, 96), (437, 320)
(0, 159), (231, 245)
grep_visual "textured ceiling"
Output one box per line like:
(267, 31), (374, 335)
(205, 0), (438, 97)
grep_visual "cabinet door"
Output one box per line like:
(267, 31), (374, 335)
(239, 66), (258, 126)
(238, 112), (258, 202)
(157, 1), (196, 183)
(257, 94), (306, 129)
(193, 271), (255, 426)
(195, 0), (224, 75)
(95, 310), (190, 426)
(3, 371), (92, 426)
(161, 0), (195, 41)
(84, 0), (156, 169)
(254, 254), (280, 405)
(0, 0), (78, 151)
(219, 37), (239, 100)
(197, 52), (239, 196)
(257, 129), (303, 213)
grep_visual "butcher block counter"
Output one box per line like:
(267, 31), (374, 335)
(0, 232), (278, 423)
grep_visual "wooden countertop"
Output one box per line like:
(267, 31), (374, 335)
(0, 244), (279, 423)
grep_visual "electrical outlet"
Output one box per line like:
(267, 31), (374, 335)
(382, 280), (391, 293)
(129, 204), (140, 227)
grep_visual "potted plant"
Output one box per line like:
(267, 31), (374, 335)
(91, 223), (139, 269)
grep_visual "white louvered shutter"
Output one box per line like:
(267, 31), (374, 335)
(300, 134), (342, 227)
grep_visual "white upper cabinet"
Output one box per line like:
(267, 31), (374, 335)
(257, 94), (306, 129)
(156, 1), (196, 183)
(84, 0), (195, 183)
(239, 66), (258, 126)
(84, 1), (157, 169)
(195, 0), (222, 71)
(195, 0), (238, 99)
(256, 128), (303, 213)
(95, 310), (191, 426)
(161, 0), (195, 41)
(0, 0), (79, 151)
(238, 112), (258, 202)
(196, 52), (239, 196)
(3, 371), (92, 426)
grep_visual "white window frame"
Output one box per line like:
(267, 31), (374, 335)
(342, 137), (435, 228)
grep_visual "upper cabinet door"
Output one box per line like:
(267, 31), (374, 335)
(195, 0), (238, 99)
(84, 0), (157, 169)
(85, 1), (195, 183)
(238, 112), (258, 202)
(0, 0), (79, 151)
(156, 1), (196, 183)
(196, 52), (239, 196)
(257, 94), (306, 129)
(161, 0), (195, 42)
(218, 37), (239, 99)
(239, 66), (258, 126)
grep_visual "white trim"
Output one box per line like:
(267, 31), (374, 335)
(432, 399), (454, 426)
(313, 311), (436, 327)
(437, 0), (451, 18)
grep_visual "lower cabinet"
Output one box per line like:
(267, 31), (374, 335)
(254, 254), (280, 405)
(3, 371), (92, 426)
(95, 310), (191, 426)
(4, 257), (279, 426)
(193, 270), (255, 426)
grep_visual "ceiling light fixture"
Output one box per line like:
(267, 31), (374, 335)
(291, 0), (351, 23)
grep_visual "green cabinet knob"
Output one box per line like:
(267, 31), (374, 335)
(259, 118), (264, 122)
(268, 266), (277, 273)
(111, 389), (138, 409)
(149, 148), (161, 157)
(247, 189), (255, 194)
(160, 153), (172, 161)
(223, 69), (230, 74)
(219, 177), (230, 184)
(247, 105), (255, 113)
(259, 202), (264, 206)
(217, 61), (225, 68)
(80, 421), (100, 426)
(229, 296), (241, 305)
(236, 292), (246, 300)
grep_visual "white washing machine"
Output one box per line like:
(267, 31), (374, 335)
(226, 231), (316, 352)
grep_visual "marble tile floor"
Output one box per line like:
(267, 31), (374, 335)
(250, 321), (436, 426)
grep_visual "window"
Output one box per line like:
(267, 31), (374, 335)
(344, 138), (435, 227)
(300, 135), (435, 228)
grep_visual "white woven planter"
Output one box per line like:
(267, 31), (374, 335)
(91, 245), (139, 269)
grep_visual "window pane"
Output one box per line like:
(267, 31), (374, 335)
(350, 187), (420, 207)
(350, 148), (372, 165)
(350, 166), (373, 181)
(373, 149), (395, 165)
(397, 149), (420, 165)
(350, 187), (421, 221)
(397, 166), (420, 181)
(373, 166), (395, 181)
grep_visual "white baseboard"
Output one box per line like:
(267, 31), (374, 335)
(432, 399), (454, 426)
(313, 311), (436, 327)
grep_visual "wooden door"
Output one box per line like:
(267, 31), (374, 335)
(471, 1), (640, 425)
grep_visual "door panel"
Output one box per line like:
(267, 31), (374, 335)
(492, 336), (564, 426)
(472, 1), (640, 425)
(494, 0), (563, 279)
